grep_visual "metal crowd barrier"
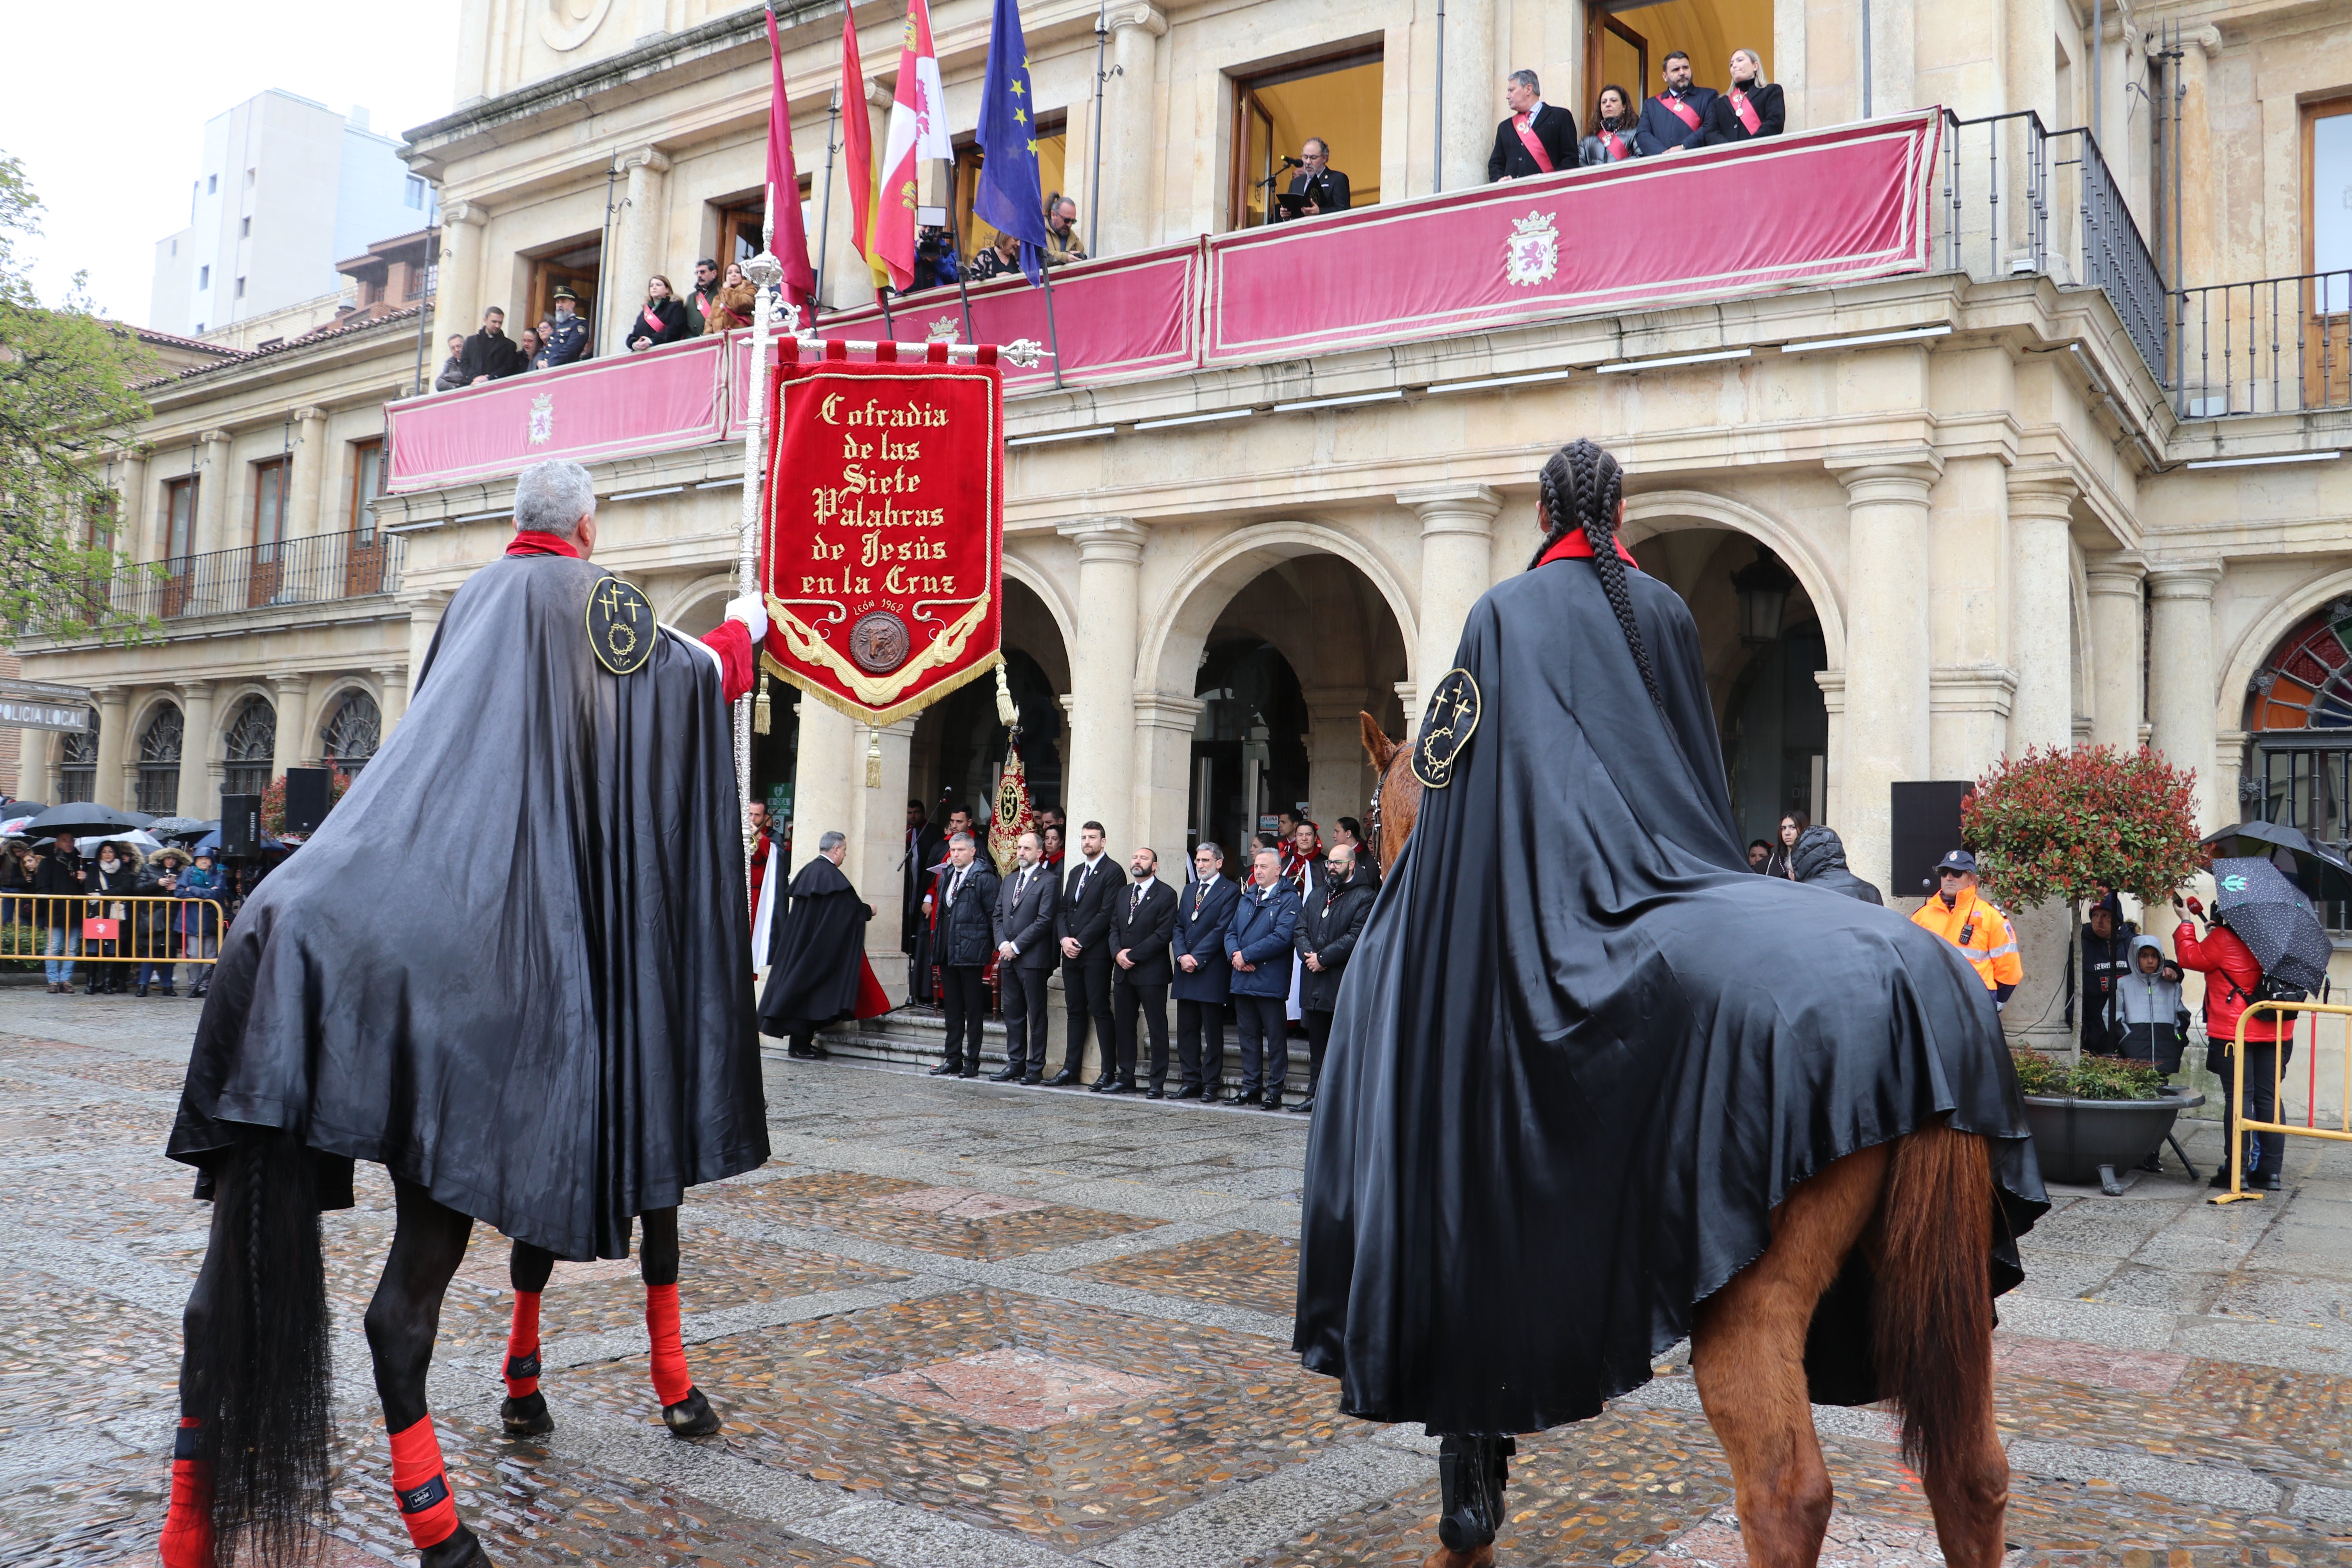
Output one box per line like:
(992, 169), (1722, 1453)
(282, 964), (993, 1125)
(1, 894), (223, 967)
(2209, 998), (2352, 1204)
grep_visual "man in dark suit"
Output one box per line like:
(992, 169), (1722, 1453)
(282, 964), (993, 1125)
(902, 799), (943, 949)
(1488, 69), (1577, 181)
(1633, 51), (1719, 156)
(456, 307), (529, 385)
(1273, 138), (1351, 221)
(928, 831), (1000, 1079)
(1172, 842), (1240, 1099)
(907, 804), (969, 1004)
(990, 831), (1061, 1083)
(1104, 846), (1178, 1096)
(1052, 820), (1118, 1086)
(1227, 844), (1302, 1108)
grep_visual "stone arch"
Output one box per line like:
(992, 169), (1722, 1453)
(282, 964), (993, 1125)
(1003, 550), (1080, 678)
(1619, 489), (1845, 665)
(661, 572), (738, 635)
(312, 676), (385, 774)
(1139, 521), (1418, 697)
(2217, 568), (2352, 737)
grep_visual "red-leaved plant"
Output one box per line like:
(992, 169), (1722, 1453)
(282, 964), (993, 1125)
(1962, 745), (2207, 1063)
(260, 769), (352, 840)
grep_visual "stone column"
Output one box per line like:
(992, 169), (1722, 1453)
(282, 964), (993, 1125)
(117, 452), (149, 561)
(375, 665), (411, 733)
(789, 696), (858, 884)
(2147, 561), (2225, 830)
(399, 590), (451, 703)
(1399, 483), (1500, 706)
(1304, 688), (1370, 840)
(2215, 728), (2253, 827)
(1056, 518), (1147, 846)
(1815, 669), (1846, 836)
(608, 148), (672, 352)
(176, 682), (217, 822)
(270, 673), (314, 780)
(1099, 4), (1167, 255)
(432, 201), (486, 350)
(2084, 553), (2147, 751)
(90, 688), (129, 810)
(849, 717), (916, 1004)
(194, 430), (232, 560)
(2006, 477), (2077, 756)
(1831, 459), (1940, 893)
(1440, 0), (1497, 194)
(1132, 690), (1204, 868)
(287, 407), (328, 541)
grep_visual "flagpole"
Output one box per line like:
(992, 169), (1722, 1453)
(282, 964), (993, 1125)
(814, 88), (840, 327)
(735, 185), (786, 875)
(948, 163), (978, 345)
(1038, 259), (1066, 390)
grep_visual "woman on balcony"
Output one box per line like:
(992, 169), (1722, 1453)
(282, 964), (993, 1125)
(1580, 86), (1643, 165)
(702, 262), (757, 333)
(1701, 50), (1784, 145)
(626, 274), (693, 353)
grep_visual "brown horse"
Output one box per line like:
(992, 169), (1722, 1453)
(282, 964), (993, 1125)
(1358, 713), (2009, 1568)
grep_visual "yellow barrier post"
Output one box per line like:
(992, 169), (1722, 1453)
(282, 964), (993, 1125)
(2208, 998), (2352, 1205)
(4, 895), (223, 976)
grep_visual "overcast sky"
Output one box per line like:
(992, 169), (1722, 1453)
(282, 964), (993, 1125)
(0, 0), (463, 322)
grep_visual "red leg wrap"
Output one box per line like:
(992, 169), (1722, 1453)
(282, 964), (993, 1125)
(644, 1282), (692, 1406)
(387, 1414), (460, 1550)
(159, 1417), (213, 1568)
(503, 1290), (543, 1398)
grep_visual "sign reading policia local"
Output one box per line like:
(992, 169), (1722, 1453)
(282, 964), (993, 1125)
(759, 342), (1005, 726)
(0, 678), (93, 733)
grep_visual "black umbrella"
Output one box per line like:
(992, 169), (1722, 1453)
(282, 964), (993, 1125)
(146, 816), (216, 839)
(2203, 820), (2352, 905)
(2209, 856), (2334, 994)
(22, 802), (145, 837)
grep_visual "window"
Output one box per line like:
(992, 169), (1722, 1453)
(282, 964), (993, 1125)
(164, 475), (197, 565)
(349, 440), (383, 543)
(87, 492), (117, 556)
(252, 457), (288, 558)
(207, 173), (217, 195)
(405, 175), (426, 210)
(240, 216), (250, 238)
(57, 713), (98, 803)
(1229, 47), (1384, 231)
(137, 705), (183, 815)
(954, 118), (1067, 260)
(2305, 98), (2352, 404)
(321, 693), (381, 777)
(199, 265), (210, 289)
(170, 238), (178, 256)
(524, 236), (601, 349)
(223, 699), (277, 798)
(244, 169), (255, 189)
(234, 277), (246, 299)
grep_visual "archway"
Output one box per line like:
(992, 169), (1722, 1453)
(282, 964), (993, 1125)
(2241, 599), (2352, 921)
(136, 702), (184, 815)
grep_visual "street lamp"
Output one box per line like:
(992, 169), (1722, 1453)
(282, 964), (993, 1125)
(1730, 545), (1795, 645)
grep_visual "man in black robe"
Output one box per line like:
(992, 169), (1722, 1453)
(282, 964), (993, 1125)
(1294, 439), (2044, 1556)
(760, 830), (882, 1057)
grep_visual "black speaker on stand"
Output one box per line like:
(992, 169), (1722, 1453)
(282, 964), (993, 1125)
(1889, 781), (1977, 897)
(283, 767), (333, 836)
(220, 794), (262, 858)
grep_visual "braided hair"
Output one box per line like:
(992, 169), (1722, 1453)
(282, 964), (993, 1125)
(1526, 439), (1664, 711)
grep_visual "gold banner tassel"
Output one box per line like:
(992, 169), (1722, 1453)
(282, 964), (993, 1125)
(752, 671), (772, 736)
(865, 726), (882, 788)
(995, 662), (1018, 729)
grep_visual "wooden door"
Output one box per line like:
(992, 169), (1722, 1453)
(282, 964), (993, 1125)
(345, 441), (387, 597)
(2303, 97), (2352, 408)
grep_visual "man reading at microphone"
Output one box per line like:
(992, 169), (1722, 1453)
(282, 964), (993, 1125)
(1273, 138), (1350, 220)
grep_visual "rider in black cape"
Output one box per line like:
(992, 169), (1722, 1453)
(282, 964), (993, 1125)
(159, 460), (771, 1568)
(1294, 439), (2044, 1526)
(758, 831), (887, 1054)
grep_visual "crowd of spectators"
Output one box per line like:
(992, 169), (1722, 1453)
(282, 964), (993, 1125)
(3, 834), (234, 996)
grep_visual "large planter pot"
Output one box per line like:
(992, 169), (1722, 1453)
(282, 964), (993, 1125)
(2022, 1087), (2206, 1195)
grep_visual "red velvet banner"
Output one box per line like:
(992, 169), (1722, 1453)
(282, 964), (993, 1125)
(1204, 110), (1942, 364)
(384, 337), (724, 492)
(760, 352), (1005, 726)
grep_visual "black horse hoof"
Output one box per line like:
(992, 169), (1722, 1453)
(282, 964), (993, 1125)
(501, 1392), (554, 1437)
(661, 1386), (720, 1437)
(421, 1523), (494, 1568)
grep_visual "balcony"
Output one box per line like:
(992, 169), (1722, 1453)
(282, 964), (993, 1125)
(40, 531), (407, 639)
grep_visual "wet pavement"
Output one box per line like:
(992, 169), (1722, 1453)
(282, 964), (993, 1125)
(4, 988), (2352, 1566)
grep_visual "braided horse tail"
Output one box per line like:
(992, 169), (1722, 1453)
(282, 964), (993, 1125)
(1525, 439), (1664, 712)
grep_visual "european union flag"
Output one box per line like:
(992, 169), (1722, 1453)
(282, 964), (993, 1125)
(975, 0), (1049, 285)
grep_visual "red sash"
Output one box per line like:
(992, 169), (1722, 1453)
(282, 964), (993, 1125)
(1601, 129), (1629, 160)
(641, 303), (667, 335)
(1511, 113), (1557, 174)
(1659, 93), (1702, 132)
(505, 531), (580, 559)
(1731, 88), (1760, 134)
(1535, 528), (1641, 570)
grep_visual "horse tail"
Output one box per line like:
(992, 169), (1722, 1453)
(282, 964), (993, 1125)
(189, 1131), (333, 1568)
(1872, 1115), (1995, 1482)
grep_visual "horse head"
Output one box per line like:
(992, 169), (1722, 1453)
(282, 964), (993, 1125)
(1359, 711), (1421, 873)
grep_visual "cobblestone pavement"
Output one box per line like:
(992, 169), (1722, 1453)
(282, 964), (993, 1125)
(6, 990), (2352, 1566)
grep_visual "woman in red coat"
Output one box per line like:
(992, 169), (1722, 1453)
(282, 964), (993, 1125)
(2172, 895), (2291, 1190)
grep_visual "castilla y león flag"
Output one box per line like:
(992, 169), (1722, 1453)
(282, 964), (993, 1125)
(760, 345), (1004, 726)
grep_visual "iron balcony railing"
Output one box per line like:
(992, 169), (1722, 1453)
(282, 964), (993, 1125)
(2172, 272), (2352, 419)
(56, 531), (406, 630)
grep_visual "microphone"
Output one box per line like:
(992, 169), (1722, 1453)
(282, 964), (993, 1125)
(1280, 156), (1305, 168)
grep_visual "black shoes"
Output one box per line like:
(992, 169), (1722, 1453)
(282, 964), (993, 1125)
(1170, 1084), (1203, 1100)
(1046, 1068), (1082, 1087)
(928, 1060), (962, 1077)
(960, 1065), (979, 1078)
(1145, 1087), (1165, 1100)
(1262, 1093), (1284, 1111)
(1102, 1079), (1136, 1095)
(988, 1065), (1023, 1082)
(1021, 1073), (1043, 1085)
(1288, 1095), (1315, 1114)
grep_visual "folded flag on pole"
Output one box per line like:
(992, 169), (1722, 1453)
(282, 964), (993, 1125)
(975, 0), (1050, 285)
(764, 6), (817, 312)
(838, 16), (889, 296)
(877, 0), (950, 291)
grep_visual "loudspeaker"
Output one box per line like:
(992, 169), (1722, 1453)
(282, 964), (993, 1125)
(220, 794), (262, 857)
(283, 767), (333, 835)
(1890, 781), (1976, 897)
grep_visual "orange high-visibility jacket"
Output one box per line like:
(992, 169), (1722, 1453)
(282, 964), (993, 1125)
(1910, 887), (2023, 991)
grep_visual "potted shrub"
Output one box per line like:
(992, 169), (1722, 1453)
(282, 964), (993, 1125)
(1965, 746), (2210, 1192)
(2010, 1049), (2205, 1195)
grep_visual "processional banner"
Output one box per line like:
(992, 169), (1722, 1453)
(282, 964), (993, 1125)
(760, 345), (1005, 726)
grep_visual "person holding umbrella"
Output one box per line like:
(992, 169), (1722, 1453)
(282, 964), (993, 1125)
(31, 831), (86, 992)
(2172, 857), (2333, 1192)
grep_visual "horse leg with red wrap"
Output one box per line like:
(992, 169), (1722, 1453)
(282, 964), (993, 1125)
(639, 1206), (720, 1435)
(500, 1241), (558, 1437)
(367, 1179), (492, 1568)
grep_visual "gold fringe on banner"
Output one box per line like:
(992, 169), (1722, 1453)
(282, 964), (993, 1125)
(752, 671), (771, 735)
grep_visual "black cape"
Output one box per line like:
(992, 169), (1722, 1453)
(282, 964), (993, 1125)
(759, 856), (873, 1032)
(167, 554), (769, 1261)
(1294, 558), (2045, 1436)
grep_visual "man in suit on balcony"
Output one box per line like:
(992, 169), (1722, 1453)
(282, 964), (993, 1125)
(1488, 70), (1578, 182)
(1634, 52), (1720, 156)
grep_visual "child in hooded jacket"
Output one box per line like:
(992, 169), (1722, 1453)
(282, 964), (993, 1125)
(2107, 933), (2187, 1073)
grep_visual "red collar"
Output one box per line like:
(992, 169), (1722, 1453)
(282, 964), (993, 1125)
(506, 531), (580, 558)
(1535, 528), (1641, 569)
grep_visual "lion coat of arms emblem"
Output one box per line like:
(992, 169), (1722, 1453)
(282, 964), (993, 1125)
(1504, 211), (1560, 288)
(528, 393), (555, 445)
